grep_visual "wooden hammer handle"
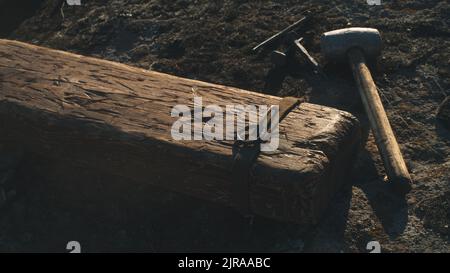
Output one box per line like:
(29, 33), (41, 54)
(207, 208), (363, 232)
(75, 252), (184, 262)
(348, 48), (412, 194)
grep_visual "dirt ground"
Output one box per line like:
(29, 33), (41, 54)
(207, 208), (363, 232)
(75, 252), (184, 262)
(0, 0), (449, 252)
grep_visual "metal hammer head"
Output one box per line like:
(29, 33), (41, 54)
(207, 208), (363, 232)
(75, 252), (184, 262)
(321, 27), (382, 61)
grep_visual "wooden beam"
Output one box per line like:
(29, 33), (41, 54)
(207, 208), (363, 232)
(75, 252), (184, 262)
(0, 39), (361, 224)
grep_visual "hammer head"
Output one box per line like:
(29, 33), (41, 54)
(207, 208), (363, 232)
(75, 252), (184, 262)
(321, 27), (382, 62)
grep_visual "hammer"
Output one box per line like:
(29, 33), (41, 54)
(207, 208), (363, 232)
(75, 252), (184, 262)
(321, 27), (412, 195)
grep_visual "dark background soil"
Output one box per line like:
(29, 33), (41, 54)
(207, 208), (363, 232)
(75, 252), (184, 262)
(0, 0), (449, 252)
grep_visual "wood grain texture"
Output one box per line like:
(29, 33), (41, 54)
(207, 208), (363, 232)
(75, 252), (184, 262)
(0, 39), (361, 224)
(348, 48), (412, 195)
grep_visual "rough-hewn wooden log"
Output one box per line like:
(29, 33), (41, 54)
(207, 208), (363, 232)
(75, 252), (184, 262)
(0, 39), (361, 224)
